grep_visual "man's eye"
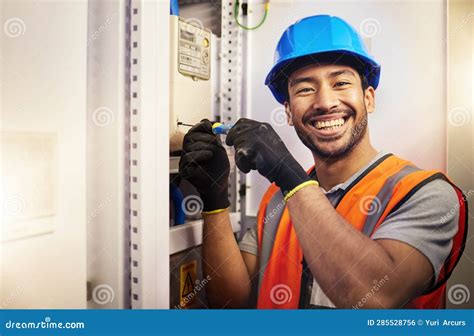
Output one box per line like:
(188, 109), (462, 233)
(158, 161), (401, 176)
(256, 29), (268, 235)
(296, 88), (313, 94)
(335, 82), (350, 87)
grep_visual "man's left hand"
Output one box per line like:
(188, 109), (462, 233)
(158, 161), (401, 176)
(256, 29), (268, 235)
(226, 118), (311, 195)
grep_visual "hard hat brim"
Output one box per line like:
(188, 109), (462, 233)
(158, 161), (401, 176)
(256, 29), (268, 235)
(265, 50), (381, 104)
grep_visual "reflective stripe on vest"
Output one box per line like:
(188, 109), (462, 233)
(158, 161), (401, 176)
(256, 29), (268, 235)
(258, 190), (285, 292)
(361, 164), (420, 236)
(256, 154), (468, 309)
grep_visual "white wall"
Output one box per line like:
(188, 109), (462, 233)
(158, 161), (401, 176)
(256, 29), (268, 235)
(245, 0), (447, 216)
(1, 0), (87, 308)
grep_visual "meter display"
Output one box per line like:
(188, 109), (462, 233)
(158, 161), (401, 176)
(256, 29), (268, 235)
(177, 19), (211, 80)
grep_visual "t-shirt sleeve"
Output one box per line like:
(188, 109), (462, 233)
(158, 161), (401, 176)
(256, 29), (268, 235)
(239, 225), (259, 256)
(371, 178), (460, 287)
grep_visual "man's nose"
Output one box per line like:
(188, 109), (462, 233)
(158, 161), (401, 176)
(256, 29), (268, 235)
(311, 85), (340, 113)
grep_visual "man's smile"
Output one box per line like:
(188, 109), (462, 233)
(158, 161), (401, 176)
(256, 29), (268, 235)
(305, 112), (354, 140)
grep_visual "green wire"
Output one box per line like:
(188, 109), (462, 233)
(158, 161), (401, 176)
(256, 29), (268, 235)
(233, 0), (269, 31)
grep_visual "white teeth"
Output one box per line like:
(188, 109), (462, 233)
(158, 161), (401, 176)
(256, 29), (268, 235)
(314, 118), (345, 130)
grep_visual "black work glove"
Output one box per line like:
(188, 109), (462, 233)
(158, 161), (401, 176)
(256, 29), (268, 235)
(226, 118), (310, 196)
(179, 119), (230, 212)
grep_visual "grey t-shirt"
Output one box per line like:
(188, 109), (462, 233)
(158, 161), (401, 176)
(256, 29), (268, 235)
(238, 151), (460, 308)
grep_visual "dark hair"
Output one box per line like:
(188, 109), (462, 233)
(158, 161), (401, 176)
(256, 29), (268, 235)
(359, 73), (369, 91)
(279, 52), (370, 102)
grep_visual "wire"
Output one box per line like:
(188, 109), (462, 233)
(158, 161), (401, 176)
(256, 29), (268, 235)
(233, 0), (269, 31)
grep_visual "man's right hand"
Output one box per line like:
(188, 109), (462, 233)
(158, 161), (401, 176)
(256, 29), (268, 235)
(179, 119), (230, 212)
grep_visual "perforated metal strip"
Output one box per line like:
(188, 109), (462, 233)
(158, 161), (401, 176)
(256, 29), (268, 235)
(129, 0), (141, 309)
(220, 0), (244, 213)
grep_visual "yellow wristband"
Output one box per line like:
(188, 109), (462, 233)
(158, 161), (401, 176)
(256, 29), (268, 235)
(283, 180), (319, 202)
(202, 207), (229, 215)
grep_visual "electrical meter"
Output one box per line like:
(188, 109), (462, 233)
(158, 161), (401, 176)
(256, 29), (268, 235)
(169, 16), (212, 153)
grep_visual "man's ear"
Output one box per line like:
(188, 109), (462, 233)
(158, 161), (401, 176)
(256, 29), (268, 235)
(284, 101), (294, 126)
(364, 86), (376, 114)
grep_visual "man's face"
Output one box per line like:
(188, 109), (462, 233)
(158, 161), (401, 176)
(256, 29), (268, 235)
(285, 63), (375, 160)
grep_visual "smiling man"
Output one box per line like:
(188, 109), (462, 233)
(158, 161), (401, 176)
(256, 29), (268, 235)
(179, 15), (468, 309)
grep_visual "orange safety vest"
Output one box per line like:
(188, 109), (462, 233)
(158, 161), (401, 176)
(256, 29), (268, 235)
(256, 154), (468, 309)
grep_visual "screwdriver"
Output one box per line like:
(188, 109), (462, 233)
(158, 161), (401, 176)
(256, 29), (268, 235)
(177, 121), (234, 135)
(211, 122), (233, 135)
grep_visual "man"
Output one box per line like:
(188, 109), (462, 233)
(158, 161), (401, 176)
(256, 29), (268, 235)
(179, 15), (467, 309)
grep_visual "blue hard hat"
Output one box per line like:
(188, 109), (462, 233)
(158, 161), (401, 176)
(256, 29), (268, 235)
(265, 15), (381, 104)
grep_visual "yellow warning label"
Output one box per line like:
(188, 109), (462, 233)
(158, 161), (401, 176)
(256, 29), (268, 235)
(179, 260), (197, 308)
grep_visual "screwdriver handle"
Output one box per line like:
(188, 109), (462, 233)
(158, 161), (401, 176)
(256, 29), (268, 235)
(212, 122), (233, 135)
